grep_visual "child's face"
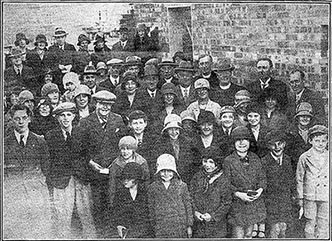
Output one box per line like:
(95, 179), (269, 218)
(309, 134), (328, 153)
(200, 122), (213, 136)
(265, 97), (277, 109)
(130, 118), (147, 135)
(57, 111), (75, 129)
(298, 115), (311, 126)
(65, 82), (76, 91)
(235, 139), (250, 153)
(269, 140), (286, 157)
(160, 169), (174, 182)
(10, 93), (19, 105)
(48, 91), (60, 104)
(221, 112), (234, 128)
(120, 146), (134, 160)
(167, 127), (180, 140)
(202, 158), (217, 173)
(123, 178), (136, 189)
(247, 112), (261, 127)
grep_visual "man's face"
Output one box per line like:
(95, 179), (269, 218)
(119, 32), (128, 42)
(57, 111), (75, 129)
(96, 101), (112, 118)
(12, 109), (31, 134)
(37, 42), (46, 50)
(127, 65), (140, 76)
(221, 112), (234, 128)
(82, 75), (96, 89)
(109, 65), (121, 78)
(75, 94), (89, 109)
(196, 88), (209, 100)
(177, 71), (193, 87)
(145, 76), (159, 91)
(130, 118), (147, 135)
(269, 140), (286, 157)
(55, 36), (66, 46)
(160, 65), (175, 79)
(80, 40), (89, 51)
(256, 60), (271, 80)
(216, 71), (232, 85)
(199, 56), (212, 75)
(289, 71), (305, 94)
(11, 56), (22, 66)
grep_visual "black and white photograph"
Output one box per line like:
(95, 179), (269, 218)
(1, 1), (330, 239)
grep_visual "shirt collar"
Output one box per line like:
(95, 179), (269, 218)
(14, 65), (23, 72)
(14, 129), (29, 144)
(260, 77), (271, 86)
(271, 152), (283, 165)
(219, 82), (231, 90)
(109, 76), (119, 85)
(147, 89), (156, 96)
(202, 73), (211, 78)
(61, 127), (72, 138)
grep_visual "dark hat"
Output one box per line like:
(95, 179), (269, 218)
(175, 60), (194, 73)
(14, 33), (30, 46)
(201, 146), (222, 167)
(34, 34), (48, 46)
(308, 125), (328, 137)
(161, 82), (177, 96)
(260, 87), (282, 104)
(53, 102), (77, 116)
(121, 162), (143, 181)
(265, 130), (287, 146)
(246, 102), (263, 116)
(231, 126), (252, 142)
(77, 34), (91, 46)
(124, 56), (143, 67)
(92, 90), (116, 103)
(36, 97), (53, 110)
(213, 58), (235, 72)
(197, 110), (215, 126)
(53, 27), (68, 37)
(8, 48), (24, 58)
(83, 62), (98, 75)
(121, 71), (140, 90)
(94, 33), (106, 45)
(144, 65), (159, 77)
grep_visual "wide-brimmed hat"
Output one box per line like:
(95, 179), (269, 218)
(121, 71), (140, 90)
(246, 102), (263, 116)
(121, 162), (143, 181)
(77, 34), (91, 46)
(158, 56), (178, 67)
(124, 56), (143, 67)
(74, 84), (92, 99)
(213, 59), (235, 72)
(180, 109), (196, 123)
(155, 154), (179, 176)
(175, 60), (194, 73)
(231, 126), (252, 142)
(106, 58), (123, 66)
(96, 62), (107, 72)
(162, 114), (182, 133)
(294, 102), (313, 118)
(234, 90), (251, 108)
(14, 33), (30, 46)
(53, 102), (76, 116)
(53, 27), (68, 37)
(8, 48), (24, 58)
(197, 110), (215, 126)
(92, 90), (116, 103)
(201, 146), (223, 167)
(18, 90), (34, 104)
(41, 83), (59, 97)
(63, 72), (80, 87)
(160, 82), (177, 96)
(34, 34), (48, 46)
(83, 62), (98, 75)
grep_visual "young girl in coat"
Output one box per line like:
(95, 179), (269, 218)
(223, 126), (267, 238)
(189, 146), (232, 238)
(147, 154), (193, 238)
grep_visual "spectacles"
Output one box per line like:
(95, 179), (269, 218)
(257, 66), (269, 70)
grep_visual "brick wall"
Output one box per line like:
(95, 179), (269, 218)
(133, 3), (329, 102)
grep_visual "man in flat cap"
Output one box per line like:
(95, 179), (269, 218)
(112, 26), (134, 52)
(99, 58), (124, 95)
(76, 90), (125, 238)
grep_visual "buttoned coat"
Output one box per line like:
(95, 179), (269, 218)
(223, 151), (267, 227)
(4, 65), (37, 94)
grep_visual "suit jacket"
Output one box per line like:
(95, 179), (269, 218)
(157, 76), (180, 89)
(210, 82), (246, 107)
(112, 40), (135, 52)
(175, 84), (197, 108)
(4, 65), (38, 94)
(4, 130), (50, 177)
(72, 49), (91, 75)
(248, 124), (270, 158)
(136, 88), (164, 124)
(112, 91), (146, 120)
(48, 42), (76, 66)
(76, 111), (125, 181)
(246, 77), (289, 112)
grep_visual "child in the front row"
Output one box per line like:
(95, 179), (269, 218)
(108, 136), (150, 207)
(296, 125), (328, 239)
(262, 130), (295, 238)
(147, 154), (193, 238)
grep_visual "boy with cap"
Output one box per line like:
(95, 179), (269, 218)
(296, 125), (328, 238)
(261, 130), (295, 238)
(187, 78), (222, 125)
(223, 126), (267, 238)
(112, 162), (152, 238)
(108, 136), (150, 208)
(147, 154), (193, 238)
(61, 72), (80, 102)
(44, 102), (78, 239)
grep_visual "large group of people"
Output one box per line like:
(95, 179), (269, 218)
(3, 26), (329, 239)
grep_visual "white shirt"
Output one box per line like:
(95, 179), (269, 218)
(110, 76), (120, 86)
(201, 135), (213, 148)
(135, 133), (144, 144)
(296, 89), (305, 104)
(180, 86), (191, 98)
(219, 82), (231, 90)
(164, 77), (173, 83)
(251, 125), (260, 141)
(127, 93), (135, 107)
(91, 86), (97, 95)
(120, 40), (128, 49)
(14, 65), (23, 75)
(14, 129), (29, 145)
(260, 77), (271, 89)
(147, 89), (157, 98)
(61, 127), (72, 140)
(271, 152), (283, 166)
(222, 127), (232, 136)
(202, 73), (211, 79)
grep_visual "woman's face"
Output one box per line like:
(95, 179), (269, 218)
(10, 93), (19, 105)
(37, 42), (46, 50)
(202, 158), (217, 173)
(125, 80), (138, 95)
(247, 112), (261, 127)
(167, 127), (180, 140)
(235, 139), (250, 153)
(47, 91), (60, 104)
(39, 103), (51, 116)
(76, 94), (89, 109)
(164, 93), (175, 105)
(265, 97), (277, 110)
(298, 115), (311, 126)
(160, 169), (174, 182)
(200, 122), (214, 137)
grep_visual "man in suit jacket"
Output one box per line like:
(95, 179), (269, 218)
(246, 58), (289, 113)
(174, 60), (197, 108)
(99, 58), (124, 95)
(210, 59), (246, 107)
(112, 26), (134, 52)
(157, 57), (179, 89)
(76, 90), (125, 238)
(3, 104), (52, 239)
(287, 69), (326, 124)
(4, 48), (37, 95)
(195, 54), (219, 89)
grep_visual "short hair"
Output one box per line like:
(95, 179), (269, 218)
(9, 104), (32, 118)
(198, 54), (213, 63)
(290, 69), (305, 80)
(257, 58), (273, 68)
(128, 110), (148, 122)
(308, 132), (328, 142)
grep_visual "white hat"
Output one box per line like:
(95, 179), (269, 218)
(194, 78), (210, 89)
(106, 58), (123, 66)
(155, 154), (179, 176)
(62, 72), (80, 88)
(162, 114), (182, 133)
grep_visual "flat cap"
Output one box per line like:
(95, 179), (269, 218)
(106, 58), (123, 66)
(175, 60), (194, 72)
(92, 90), (116, 103)
(53, 102), (76, 115)
(308, 125), (328, 137)
(194, 78), (210, 89)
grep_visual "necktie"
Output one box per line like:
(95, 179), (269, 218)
(19, 135), (25, 148)
(184, 89), (188, 99)
(151, 92), (155, 99)
(240, 156), (249, 165)
(17, 70), (21, 77)
(138, 138), (142, 147)
(65, 131), (72, 144)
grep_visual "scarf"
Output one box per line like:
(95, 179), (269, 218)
(195, 167), (223, 194)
